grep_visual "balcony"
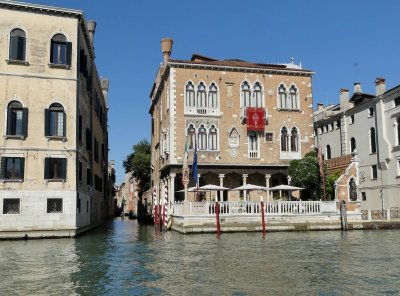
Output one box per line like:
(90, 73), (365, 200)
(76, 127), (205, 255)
(185, 107), (219, 116)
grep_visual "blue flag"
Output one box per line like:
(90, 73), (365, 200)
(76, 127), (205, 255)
(192, 137), (198, 185)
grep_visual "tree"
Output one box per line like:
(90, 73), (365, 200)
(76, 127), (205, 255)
(123, 139), (151, 193)
(288, 151), (321, 200)
(326, 170), (341, 200)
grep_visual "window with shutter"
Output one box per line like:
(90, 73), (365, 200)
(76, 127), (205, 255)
(46, 103), (66, 138)
(6, 101), (27, 137)
(44, 157), (66, 180)
(50, 34), (71, 67)
(1, 157), (24, 180)
(9, 29), (26, 61)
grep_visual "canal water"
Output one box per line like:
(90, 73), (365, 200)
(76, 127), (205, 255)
(1, 218), (399, 296)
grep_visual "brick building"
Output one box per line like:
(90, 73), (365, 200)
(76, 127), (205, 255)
(149, 38), (315, 203)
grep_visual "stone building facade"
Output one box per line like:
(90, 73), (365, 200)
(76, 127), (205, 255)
(314, 78), (400, 210)
(0, 1), (110, 237)
(149, 38), (315, 203)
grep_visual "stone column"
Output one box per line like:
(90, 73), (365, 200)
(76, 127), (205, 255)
(265, 174), (271, 201)
(219, 174), (225, 202)
(242, 174), (248, 201)
(170, 172), (176, 204)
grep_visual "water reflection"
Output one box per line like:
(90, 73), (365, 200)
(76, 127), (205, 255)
(0, 218), (399, 295)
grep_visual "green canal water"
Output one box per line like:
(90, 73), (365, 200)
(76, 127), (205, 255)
(0, 218), (399, 295)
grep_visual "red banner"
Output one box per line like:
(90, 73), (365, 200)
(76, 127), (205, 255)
(247, 108), (265, 131)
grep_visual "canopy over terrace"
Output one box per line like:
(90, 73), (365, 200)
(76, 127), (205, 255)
(269, 185), (304, 200)
(198, 184), (230, 201)
(230, 184), (269, 202)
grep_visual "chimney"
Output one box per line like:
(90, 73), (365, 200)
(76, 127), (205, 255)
(110, 160), (115, 169)
(353, 82), (362, 93)
(340, 88), (350, 111)
(101, 78), (109, 107)
(161, 38), (173, 65)
(375, 77), (386, 96)
(317, 102), (324, 111)
(86, 20), (96, 44)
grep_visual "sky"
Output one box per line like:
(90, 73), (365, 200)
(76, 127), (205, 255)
(24, 0), (400, 184)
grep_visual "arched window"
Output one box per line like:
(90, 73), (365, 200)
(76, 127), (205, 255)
(9, 29), (26, 61)
(278, 84), (287, 109)
(197, 83), (206, 108)
(253, 82), (262, 107)
(185, 82), (195, 107)
(290, 127), (298, 152)
(281, 127), (289, 151)
(349, 178), (357, 201)
(248, 131), (258, 158)
(7, 101), (27, 136)
(209, 125), (218, 150)
(370, 127), (376, 153)
(241, 82), (251, 107)
(228, 127), (239, 147)
(187, 124), (195, 149)
(350, 137), (356, 152)
(45, 103), (66, 137)
(50, 34), (71, 66)
(289, 85), (298, 109)
(198, 125), (207, 150)
(208, 83), (218, 109)
(326, 145), (331, 160)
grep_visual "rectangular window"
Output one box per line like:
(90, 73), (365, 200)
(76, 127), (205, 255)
(395, 97), (400, 107)
(361, 192), (367, 201)
(95, 174), (103, 192)
(79, 161), (82, 182)
(87, 168), (92, 186)
(78, 114), (82, 143)
(86, 128), (92, 151)
(371, 165), (378, 179)
(77, 193), (81, 213)
(44, 158), (66, 180)
(94, 138), (99, 163)
(349, 115), (355, 124)
(47, 198), (63, 213)
(3, 198), (20, 214)
(0, 157), (24, 180)
(368, 108), (374, 117)
(265, 132), (273, 142)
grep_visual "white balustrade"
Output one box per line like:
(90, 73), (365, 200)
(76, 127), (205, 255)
(171, 200), (337, 217)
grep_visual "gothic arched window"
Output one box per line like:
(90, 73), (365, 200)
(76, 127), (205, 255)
(281, 127), (289, 151)
(349, 178), (357, 201)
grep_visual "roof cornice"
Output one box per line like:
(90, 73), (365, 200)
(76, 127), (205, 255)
(168, 61), (314, 76)
(0, 0), (82, 17)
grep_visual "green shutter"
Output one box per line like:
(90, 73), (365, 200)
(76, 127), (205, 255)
(66, 42), (72, 66)
(17, 37), (25, 61)
(20, 158), (25, 179)
(6, 108), (12, 135)
(9, 36), (18, 60)
(44, 109), (49, 136)
(61, 159), (67, 180)
(44, 158), (49, 179)
(63, 112), (66, 137)
(0, 158), (6, 179)
(22, 108), (28, 137)
(50, 41), (54, 63)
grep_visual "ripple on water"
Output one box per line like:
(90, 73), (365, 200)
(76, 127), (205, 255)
(1, 219), (400, 295)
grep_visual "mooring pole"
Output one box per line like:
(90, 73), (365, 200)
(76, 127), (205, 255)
(261, 197), (266, 240)
(216, 200), (220, 240)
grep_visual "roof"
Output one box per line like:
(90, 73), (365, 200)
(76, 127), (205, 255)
(169, 55), (313, 74)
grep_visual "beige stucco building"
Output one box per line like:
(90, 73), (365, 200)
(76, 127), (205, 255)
(0, 1), (110, 238)
(149, 38), (315, 204)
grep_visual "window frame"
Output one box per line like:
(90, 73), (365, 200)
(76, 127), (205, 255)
(49, 34), (72, 68)
(44, 157), (67, 181)
(45, 103), (66, 138)
(370, 127), (376, 154)
(0, 157), (25, 180)
(371, 164), (378, 180)
(6, 101), (28, 138)
(248, 131), (259, 158)
(3, 198), (21, 214)
(7, 28), (28, 64)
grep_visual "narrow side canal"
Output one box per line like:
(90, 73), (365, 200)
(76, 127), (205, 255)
(1, 218), (399, 295)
